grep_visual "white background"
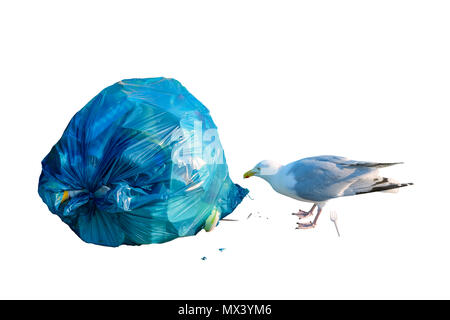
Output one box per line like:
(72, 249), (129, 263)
(1, 1), (449, 299)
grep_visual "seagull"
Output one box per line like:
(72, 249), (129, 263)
(243, 155), (412, 229)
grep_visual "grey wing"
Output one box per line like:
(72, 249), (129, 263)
(301, 155), (402, 168)
(288, 156), (377, 202)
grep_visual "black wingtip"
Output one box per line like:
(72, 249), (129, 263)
(347, 161), (404, 168)
(356, 182), (413, 195)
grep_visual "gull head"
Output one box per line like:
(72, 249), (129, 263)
(244, 160), (281, 179)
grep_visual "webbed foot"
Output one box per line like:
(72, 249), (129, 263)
(296, 221), (316, 229)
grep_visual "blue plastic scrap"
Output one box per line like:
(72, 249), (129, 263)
(38, 78), (248, 247)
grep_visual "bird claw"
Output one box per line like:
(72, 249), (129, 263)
(296, 221), (316, 229)
(292, 210), (313, 219)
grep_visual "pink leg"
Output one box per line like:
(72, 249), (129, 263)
(292, 204), (317, 219)
(296, 206), (323, 229)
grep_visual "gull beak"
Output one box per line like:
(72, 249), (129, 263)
(243, 169), (257, 179)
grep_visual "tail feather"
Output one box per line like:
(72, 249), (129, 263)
(356, 182), (413, 195)
(339, 160), (412, 197)
(354, 177), (413, 195)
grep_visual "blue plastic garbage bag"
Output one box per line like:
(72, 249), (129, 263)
(38, 78), (248, 247)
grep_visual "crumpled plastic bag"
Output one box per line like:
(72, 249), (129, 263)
(38, 77), (248, 247)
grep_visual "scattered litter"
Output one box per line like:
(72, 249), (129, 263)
(218, 248), (226, 252)
(201, 256), (207, 261)
(247, 211), (270, 220)
(330, 211), (340, 237)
